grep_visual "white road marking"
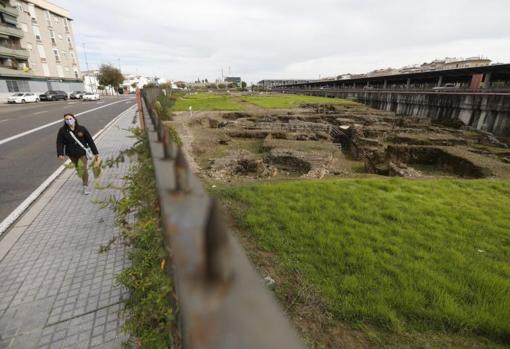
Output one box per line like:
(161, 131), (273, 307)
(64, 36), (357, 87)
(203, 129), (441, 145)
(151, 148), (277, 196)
(0, 119), (9, 124)
(67, 102), (77, 105)
(0, 99), (128, 146)
(0, 104), (137, 237)
(33, 110), (48, 115)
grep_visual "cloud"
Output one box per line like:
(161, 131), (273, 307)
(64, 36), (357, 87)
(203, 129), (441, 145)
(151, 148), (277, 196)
(56, 0), (510, 83)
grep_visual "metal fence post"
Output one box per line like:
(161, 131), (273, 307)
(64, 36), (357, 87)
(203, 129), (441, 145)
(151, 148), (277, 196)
(140, 88), (306, 349)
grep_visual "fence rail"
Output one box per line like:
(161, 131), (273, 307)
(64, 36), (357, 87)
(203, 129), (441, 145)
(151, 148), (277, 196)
(274, 87), (510, 96)
(138, 87), (306, 349)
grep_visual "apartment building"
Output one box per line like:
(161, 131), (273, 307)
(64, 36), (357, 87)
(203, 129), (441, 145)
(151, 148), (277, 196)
(0, 0), (82, 101)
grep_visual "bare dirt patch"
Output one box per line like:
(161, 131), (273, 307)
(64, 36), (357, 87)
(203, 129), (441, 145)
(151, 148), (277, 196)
(170, 103), (510, 184)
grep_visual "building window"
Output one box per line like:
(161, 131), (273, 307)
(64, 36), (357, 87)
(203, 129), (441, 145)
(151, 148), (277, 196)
(28, 3), (36, 19)
(32, 25), (41, 41)
(67, 36), (73, 48)
(37, 44), (46, 60)
(70, 52), (76, 65)
(53, 15), (59, 24)
(6, 80), (30, 92)
(44, 10), (52, 26)
(42, 63), (50, 76)
(49, 30), (56, 45)
(63, 18), (70, 32)
(52, 48), (60, 62)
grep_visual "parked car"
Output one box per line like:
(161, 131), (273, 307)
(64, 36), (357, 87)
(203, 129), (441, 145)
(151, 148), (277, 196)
(7, 92), (39, 104)
(70, 91), (85, 99)
(82, 92), (100, 101)
(432, 83), (457, 91)
(39, 90), (68, 101)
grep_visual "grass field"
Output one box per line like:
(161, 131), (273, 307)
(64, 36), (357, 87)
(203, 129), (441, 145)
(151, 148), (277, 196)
(173, 93), (244, 111)
(241, 94), (359, 109)
(172, 92), (357, 111)
(214, 178), (510, 345)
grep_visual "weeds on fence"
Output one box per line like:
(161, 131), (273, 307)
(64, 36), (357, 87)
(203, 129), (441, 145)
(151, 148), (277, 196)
(101, 128), (176, 348)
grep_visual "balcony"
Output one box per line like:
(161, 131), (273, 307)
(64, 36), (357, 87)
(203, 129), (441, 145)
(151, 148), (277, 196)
(0, 24), (24, 38)
(0, 46), (29, 60)
(0, 4), (18, 17)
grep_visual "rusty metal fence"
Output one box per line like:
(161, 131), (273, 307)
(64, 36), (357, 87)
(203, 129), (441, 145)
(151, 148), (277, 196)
(138, 87), (306, 349)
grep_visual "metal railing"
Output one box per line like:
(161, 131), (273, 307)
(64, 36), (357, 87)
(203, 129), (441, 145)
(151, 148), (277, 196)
(275, 87), (510, 96)
(138, 88), (306, 349)
(0, 24), (24, 38)
(0, 45), (29, 60)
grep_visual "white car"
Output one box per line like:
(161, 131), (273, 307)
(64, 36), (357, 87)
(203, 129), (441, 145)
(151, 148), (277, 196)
(7, 92), (39, 104)
(82, 92), (101, 101)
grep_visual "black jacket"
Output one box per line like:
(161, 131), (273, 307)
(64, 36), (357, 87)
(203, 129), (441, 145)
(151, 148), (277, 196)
(56, 124), (98, 158)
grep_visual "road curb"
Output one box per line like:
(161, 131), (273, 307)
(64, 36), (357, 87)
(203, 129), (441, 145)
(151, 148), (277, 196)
(0, 104), (137, 252)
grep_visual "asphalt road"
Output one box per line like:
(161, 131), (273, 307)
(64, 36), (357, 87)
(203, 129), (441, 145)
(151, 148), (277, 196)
(0, 96), (136, 223)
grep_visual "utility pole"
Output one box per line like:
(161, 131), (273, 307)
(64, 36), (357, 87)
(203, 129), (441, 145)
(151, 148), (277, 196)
(82, 43), (90, 72)
(82, 43), (90, 92)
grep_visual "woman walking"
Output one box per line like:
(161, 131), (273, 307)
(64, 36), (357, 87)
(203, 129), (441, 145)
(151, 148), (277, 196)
(56, 113), (99, 195)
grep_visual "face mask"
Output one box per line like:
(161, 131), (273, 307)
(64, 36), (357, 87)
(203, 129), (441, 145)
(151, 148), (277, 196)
(65, 118), (75, 127)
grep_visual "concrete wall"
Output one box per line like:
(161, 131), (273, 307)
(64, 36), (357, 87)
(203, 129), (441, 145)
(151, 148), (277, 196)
(281, 89), (510, 137)
(28, 80), (49, 94)
(47, 80), (83, 92)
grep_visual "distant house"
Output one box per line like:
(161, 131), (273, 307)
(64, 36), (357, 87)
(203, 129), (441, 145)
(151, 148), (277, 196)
(257, 79), (313, 89)
(123, 75), (151, 93)
(225, 77), (241, 86)
(82, 70), (99, 93)
(413, 57), (492, 74)
(366, 68), (399, 77)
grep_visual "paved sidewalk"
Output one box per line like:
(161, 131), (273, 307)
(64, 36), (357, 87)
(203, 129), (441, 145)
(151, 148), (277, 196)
(0, 106), (138, 349)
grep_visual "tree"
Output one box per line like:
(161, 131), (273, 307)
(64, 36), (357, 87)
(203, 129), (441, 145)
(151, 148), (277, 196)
(241, 81), (247, 90)
(131, 82), (138, 89)
(175, 81), (187, 89)
(97, 64), (124, 91)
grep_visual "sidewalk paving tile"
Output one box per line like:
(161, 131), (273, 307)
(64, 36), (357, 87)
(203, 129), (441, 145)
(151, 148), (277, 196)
(0, 106), (138, 349)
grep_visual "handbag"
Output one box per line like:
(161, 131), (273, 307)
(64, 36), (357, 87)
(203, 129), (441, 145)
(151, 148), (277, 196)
(92, 156), (103, 178)
(69, 130), (94, 160)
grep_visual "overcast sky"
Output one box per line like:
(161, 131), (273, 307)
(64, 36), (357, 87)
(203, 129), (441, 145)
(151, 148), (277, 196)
(56, 0), (510, 83)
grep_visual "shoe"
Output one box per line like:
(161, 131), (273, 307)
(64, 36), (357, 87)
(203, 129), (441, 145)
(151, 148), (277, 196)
(83, 186), (90, 195)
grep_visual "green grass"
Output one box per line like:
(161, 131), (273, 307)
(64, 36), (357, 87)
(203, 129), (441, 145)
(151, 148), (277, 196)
(172, 92), (358, 111)
(173, 93), (244, 111)
(214, 178), (510, 344)
(241, 94), (359, 109)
